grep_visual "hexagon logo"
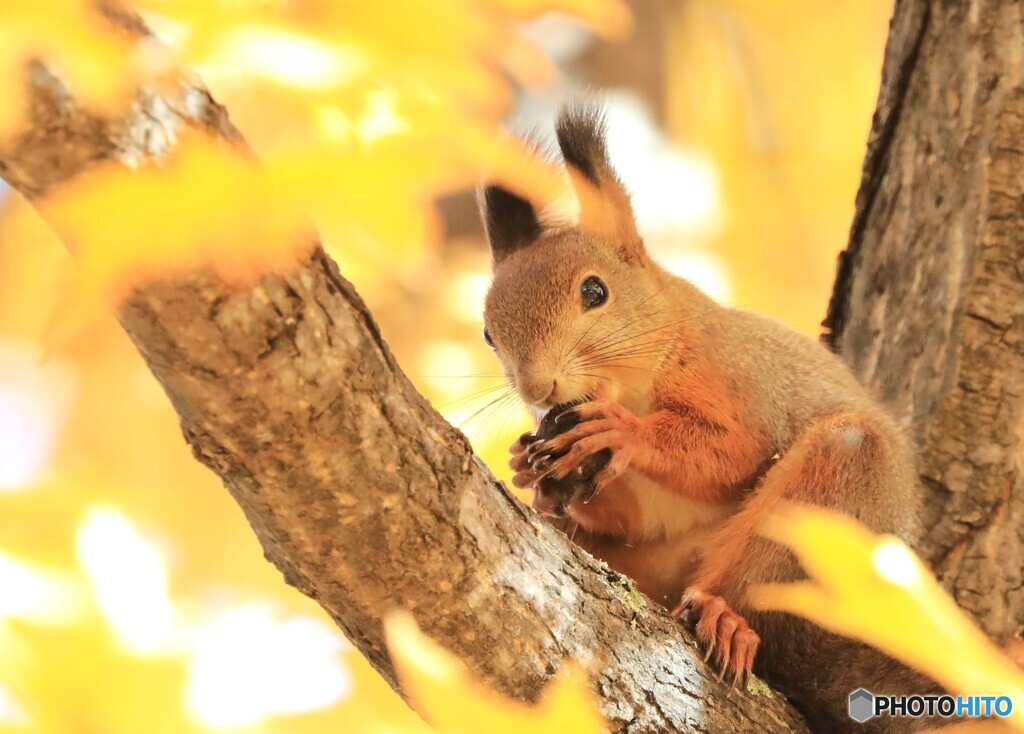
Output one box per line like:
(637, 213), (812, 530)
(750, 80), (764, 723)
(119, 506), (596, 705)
(848, 688), (875, 723)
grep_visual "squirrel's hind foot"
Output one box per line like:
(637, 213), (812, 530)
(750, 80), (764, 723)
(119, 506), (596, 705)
(672, 586), (760, 690)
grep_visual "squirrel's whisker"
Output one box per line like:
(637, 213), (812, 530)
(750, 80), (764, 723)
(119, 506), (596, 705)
(575, 304), (686, 358)
(571, 370), (645, 398)
(439, 381), (516, 411)
(574, 359), (659, 374)
(578, 312), (697, 359)
(577, 339), (684, 366)
(571, 285), (676, 358)
(455, 387), (518, 428)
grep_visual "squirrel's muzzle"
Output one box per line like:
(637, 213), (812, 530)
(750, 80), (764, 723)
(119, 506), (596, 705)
(515, 369), (556, 406)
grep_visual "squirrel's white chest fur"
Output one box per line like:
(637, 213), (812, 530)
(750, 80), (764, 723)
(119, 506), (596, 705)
(626, 471), (737, 541)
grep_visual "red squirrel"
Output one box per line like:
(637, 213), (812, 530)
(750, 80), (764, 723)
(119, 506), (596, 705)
(479, 104), (938, 732)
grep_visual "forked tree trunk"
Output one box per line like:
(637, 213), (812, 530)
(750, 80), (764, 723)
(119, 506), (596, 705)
(824, 0), (1024, 644)
(0, 1), (1019, 732)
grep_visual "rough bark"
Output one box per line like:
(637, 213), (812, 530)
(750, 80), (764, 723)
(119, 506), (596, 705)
(0, 7), (809, 734)
(824, 0), (1024, 642)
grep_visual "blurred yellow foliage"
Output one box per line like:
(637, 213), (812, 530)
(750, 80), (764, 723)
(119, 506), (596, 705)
(752, 504), (1024, 730)
(19, 0), (623, 342)
(386, 612), (604, 734)
(667, 0), (893, 335)
(40, 136), (313, 342)
(0, 0), (140, 137)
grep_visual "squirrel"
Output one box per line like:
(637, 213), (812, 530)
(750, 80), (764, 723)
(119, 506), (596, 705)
(478, 103), (940, 732)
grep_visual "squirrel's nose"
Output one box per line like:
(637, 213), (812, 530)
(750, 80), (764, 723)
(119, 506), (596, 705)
(518, 375), (556, 405)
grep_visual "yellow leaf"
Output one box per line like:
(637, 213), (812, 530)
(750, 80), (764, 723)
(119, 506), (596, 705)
(34, 134), (313, 344)
(7, 0), (602, 342)
(751, 503), (1024, 729)
(0, 0), (140, 138)
(385, 611), (605, 734)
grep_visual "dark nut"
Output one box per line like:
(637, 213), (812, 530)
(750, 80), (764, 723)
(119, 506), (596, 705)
(531, 401), (611, 516)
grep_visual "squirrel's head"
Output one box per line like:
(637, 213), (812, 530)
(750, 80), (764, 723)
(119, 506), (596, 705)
(480, 104), (675, 411)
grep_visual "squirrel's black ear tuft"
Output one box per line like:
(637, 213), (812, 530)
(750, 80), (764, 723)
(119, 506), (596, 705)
(555, 101), (641, 256)
(479, 185), (542, 266)
(554, 103), (609, 187)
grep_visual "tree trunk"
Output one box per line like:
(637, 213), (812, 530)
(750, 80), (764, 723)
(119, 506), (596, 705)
(824, 0), (1024, 643)
(0, 6), (808, 734)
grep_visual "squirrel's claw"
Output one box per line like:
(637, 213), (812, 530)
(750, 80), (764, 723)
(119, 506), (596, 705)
(509, 432), (543, 488)
(588, 451), (630, 493)
(509, 431), (535, 454)
(532, 417), (615, 456)
(539, 434), (631, 481)
(530, 402), (641, 482)
(531, 458), (554, 476)
(672, 586), (759, 690)
(509, 435), (534, 473)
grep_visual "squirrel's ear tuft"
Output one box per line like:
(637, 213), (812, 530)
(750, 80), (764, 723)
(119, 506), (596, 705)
(479, 184), (542, 266)
(555, 102), (642, 258)
(554, 103), (608, 187)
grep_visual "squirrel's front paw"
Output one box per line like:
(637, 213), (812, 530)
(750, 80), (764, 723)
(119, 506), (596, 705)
(528, 400), (639, 490)
(671, 586), (760, 689)
(508, 431), (543, 489)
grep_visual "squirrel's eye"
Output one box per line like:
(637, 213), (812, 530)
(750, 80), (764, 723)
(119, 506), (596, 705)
(580, 276), (608, 310)
(482, 325), (496, 349)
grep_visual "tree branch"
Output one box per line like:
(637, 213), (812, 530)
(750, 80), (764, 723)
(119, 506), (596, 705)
(0, 10), (809, 734)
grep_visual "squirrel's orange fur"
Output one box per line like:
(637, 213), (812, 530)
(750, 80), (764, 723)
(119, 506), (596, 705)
(481, 104), (939, 732)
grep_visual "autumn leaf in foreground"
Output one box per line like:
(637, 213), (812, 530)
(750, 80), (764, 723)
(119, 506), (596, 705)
(750, 503), (1024, 730)
(384, 612), (605, 734)
(35, 135), (312, 345)
(3, 0), (626, 342)
(34, 119), (567, 347)
(0, 0), (150, 138)
(42, 136), (312, 284)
